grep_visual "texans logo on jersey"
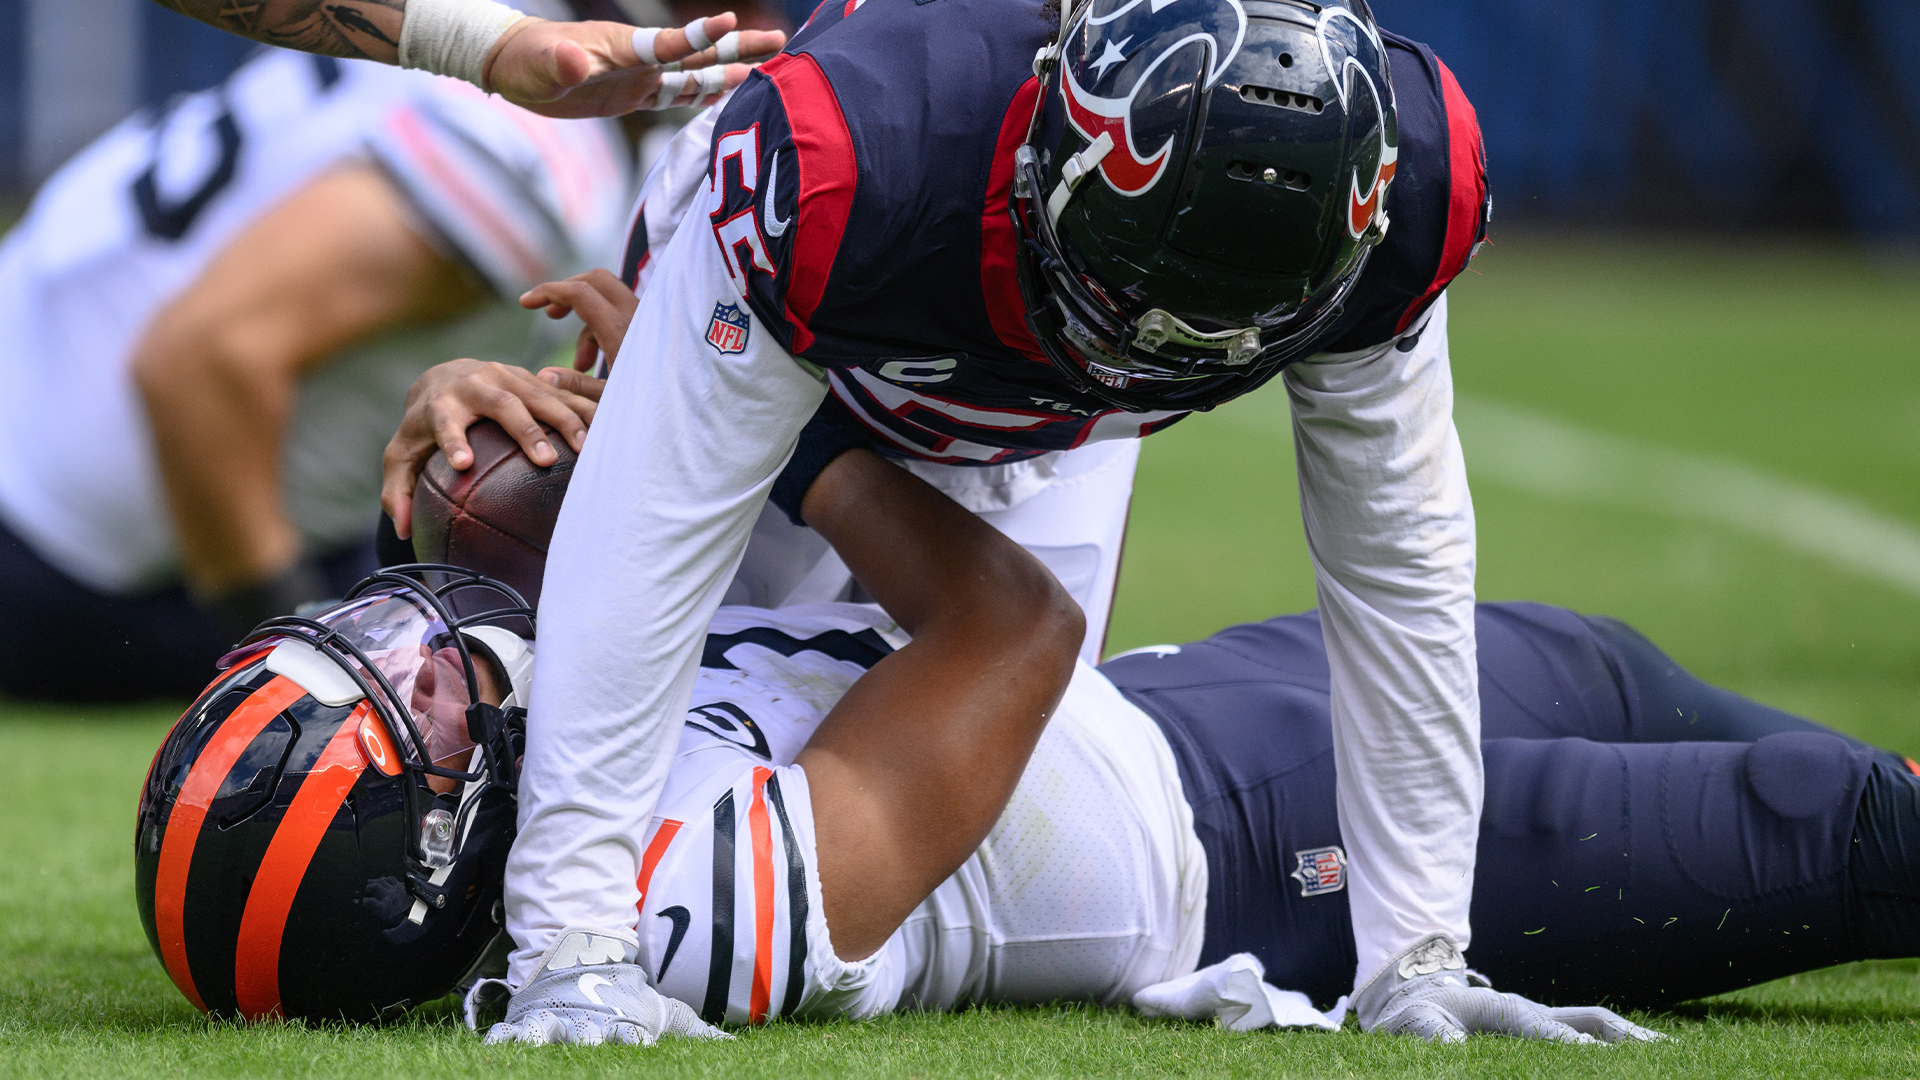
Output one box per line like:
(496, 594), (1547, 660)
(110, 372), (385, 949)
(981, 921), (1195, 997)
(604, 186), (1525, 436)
(1059, 0), (1249, 197)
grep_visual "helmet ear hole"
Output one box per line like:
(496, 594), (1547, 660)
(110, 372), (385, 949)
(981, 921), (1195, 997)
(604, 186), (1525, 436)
(1225, 160), (1311, 191)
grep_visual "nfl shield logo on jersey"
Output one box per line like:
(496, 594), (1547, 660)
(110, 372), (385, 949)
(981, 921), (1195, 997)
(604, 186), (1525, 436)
(1291, 845), (1347, 897)
(706, 302), (751, 354)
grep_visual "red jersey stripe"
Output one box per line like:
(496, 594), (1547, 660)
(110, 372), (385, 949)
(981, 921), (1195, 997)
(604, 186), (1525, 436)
(1397, 56), (1486, 336)
(980, 77), (1047, 365)
(386, 108), (548, 286)
(636, 818), (685, 904)
(762, 53), (857, 355)
(152, 675), (307, 1012)
(232, 706), (371, 1018)
(747, 767), (777, 1023)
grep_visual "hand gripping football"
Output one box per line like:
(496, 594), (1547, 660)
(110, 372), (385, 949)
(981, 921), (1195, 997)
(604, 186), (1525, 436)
(411, 421), (576, 608)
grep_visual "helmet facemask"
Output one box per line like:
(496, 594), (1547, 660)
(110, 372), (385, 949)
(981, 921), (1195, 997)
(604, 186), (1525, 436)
(228, 564), (533, 901)
(138, 564), (537, 1020)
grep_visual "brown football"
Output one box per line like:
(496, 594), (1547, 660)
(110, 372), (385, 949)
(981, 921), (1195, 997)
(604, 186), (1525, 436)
(411, 420), (576, 608)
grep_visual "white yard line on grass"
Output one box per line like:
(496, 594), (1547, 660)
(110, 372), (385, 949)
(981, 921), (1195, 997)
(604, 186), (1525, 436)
(1215, 390), (1920, 596)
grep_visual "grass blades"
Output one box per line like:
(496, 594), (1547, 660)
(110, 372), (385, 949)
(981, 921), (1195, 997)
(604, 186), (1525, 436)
(6, 233), (1920, 1075)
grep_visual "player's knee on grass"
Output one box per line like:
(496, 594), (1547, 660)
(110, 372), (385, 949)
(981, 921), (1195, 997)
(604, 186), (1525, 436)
(1470, 730), (1872, 1006)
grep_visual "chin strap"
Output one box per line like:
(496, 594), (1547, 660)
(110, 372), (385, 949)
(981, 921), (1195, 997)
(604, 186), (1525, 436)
(1046, 131), (1113, 225)
(460, 625), (535, 709)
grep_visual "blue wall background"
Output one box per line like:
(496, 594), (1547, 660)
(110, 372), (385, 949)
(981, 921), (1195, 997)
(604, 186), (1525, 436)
(4, 0), (1919, 243)
(0, 0), (254, 189)
(1370, 0), (1920, 243)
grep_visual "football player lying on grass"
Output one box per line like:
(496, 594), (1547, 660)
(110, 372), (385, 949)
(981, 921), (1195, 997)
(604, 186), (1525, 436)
(144, 444), (1920, 1043)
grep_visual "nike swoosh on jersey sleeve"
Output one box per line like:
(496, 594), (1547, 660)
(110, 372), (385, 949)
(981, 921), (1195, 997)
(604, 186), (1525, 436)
(639, 761), (901, 1026)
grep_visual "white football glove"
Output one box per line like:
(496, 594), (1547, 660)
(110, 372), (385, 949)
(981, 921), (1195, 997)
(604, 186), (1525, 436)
(1353, 935), (1663, 1045)
(470, 927), (730, 1047)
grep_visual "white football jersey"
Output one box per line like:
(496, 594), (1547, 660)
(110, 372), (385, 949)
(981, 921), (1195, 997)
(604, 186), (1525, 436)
(0, 49), (632, 592)
(628, 602), (1207, 1024)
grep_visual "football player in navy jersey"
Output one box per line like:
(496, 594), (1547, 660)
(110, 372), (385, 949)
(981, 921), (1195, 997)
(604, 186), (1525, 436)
(351, 0), (1535, 1043)
(369, 0), (1523, 1042)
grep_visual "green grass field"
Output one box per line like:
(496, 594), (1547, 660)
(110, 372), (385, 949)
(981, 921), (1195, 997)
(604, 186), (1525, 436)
(7, 234), (1920, 1076)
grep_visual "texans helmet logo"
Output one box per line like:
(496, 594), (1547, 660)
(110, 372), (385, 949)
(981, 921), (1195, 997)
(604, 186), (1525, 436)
(1315, 7), (1399, 239)
(1060, 0), (1248, 197)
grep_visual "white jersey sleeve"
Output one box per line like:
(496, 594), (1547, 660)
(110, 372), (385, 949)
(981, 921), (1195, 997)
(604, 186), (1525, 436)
(501, 217), (829, 982)
(636, 762), (907, 1024)
(621, 603), (912, 1022)
(1284, 294), (1482, 990)
(368, 74), (631, 299)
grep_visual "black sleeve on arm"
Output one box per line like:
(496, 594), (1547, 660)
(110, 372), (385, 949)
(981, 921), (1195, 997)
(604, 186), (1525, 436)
(771, 394), (877, 526)
(376, 512), (416, 567)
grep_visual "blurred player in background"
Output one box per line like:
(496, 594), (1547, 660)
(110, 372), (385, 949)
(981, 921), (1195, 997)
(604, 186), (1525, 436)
(0, 11), (635, 702)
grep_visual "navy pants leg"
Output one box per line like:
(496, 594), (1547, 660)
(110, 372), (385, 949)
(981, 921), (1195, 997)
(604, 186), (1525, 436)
(1467, 732), (1867, 1006)
(1104, 602), (1877, 1009)
(0, 517), (377, 702)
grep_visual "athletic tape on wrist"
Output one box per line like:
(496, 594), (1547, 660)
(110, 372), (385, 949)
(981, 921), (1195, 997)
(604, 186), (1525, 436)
(631, 20), (733, 65)
(399, 0), (529, 87)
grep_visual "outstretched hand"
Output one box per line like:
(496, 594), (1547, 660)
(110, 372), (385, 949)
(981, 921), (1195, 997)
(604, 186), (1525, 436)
(521, 269), (640, 372)
(381, 359), (606, 538)
(482, 15), (784, 117)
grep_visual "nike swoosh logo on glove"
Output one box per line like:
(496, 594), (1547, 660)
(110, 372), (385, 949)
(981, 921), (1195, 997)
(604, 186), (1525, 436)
(577, 973), (621, 1015)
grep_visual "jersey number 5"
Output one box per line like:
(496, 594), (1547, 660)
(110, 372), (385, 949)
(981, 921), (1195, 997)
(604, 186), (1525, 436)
(129, 56), (341, 242)
(708, 124), (777, 287)
(131, 97), (242, 242)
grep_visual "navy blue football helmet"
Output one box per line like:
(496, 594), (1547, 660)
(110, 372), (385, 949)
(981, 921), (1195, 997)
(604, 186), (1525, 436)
(1014, 0), (1398, 411)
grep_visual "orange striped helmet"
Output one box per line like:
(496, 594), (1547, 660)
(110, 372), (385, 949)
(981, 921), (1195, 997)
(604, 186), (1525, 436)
(135, 565), (534, 1021)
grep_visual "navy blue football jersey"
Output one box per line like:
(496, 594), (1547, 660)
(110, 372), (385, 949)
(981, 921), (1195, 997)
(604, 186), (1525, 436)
(627, 0), (1488, 467)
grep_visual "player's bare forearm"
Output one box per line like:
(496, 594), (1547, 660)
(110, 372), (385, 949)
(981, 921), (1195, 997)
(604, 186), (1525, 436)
(797, 450), (1083, 959)
(152, 1), (785, 116)
(150, 0), (404, 62)
(135, 167), (480, 591)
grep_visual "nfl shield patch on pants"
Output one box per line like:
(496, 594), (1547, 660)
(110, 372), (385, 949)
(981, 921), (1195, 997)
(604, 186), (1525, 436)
(1291, 845), (1346, 897)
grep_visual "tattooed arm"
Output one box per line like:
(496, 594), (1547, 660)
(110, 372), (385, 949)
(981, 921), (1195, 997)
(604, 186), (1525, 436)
(147, 0), (785, 118)
(156, 0), (405, 61)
